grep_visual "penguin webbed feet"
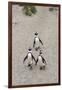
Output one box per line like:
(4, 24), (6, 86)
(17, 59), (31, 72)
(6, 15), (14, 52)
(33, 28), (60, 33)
(40, 66), (43, 70)
(40, 66), (46, 70)
(28, 64), (33, 70)
(28, 63), (31, 67)
(42, 65), (46, 70)
(29, 66), (33, 70)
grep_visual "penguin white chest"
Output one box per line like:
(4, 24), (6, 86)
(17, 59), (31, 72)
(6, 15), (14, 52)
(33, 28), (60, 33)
(28, 53), (33, 64)
(28, 53), (32, 59)
(35, 37), (39, 47)
(38, 56), (43, 65)
(35, 37), (39, 42)
(38, 56), (42, 62)
(38, 56), (45, 66)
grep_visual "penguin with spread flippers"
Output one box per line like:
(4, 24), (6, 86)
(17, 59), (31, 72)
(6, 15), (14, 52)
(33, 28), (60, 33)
(23, 48), (36, 70)
(33, 32), (43, 51)
(36, 50), (47, 70)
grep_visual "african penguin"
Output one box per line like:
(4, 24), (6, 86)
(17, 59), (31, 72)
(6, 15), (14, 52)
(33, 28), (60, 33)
(36, 50), (47, 70)
(33, 32), (43, 51)
(23, 48), (36, 70)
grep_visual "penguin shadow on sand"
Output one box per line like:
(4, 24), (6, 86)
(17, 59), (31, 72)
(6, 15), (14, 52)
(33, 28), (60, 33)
(23, 32), (47, 70)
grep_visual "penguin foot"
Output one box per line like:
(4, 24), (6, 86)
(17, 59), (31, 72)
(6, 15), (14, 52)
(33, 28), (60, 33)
(28, 64), (33, 70)
(39, 66), (46, 70)
(28, 64), (30, 67)
(39, 66), (43, 70)
(42, 66), (45, 70)
(29, 66), (33, 70)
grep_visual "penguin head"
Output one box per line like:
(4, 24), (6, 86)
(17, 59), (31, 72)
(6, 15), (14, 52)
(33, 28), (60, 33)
(35, 32), (38, 36)
(28, 48), (32, 51)
(28, 48), (32, 53)
(39, 50), (42, 54)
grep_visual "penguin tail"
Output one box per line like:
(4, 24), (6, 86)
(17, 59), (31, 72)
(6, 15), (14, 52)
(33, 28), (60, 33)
(35, 47), (40, 51)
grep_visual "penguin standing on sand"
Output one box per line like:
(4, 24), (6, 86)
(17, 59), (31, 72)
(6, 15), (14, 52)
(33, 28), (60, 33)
(33, 32), (43, 51)
(36, 50), (47, 70)
(23, 48), (36, 70)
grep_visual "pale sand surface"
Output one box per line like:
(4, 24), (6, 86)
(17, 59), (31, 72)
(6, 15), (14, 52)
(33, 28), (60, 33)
(12, 5), (59, 85)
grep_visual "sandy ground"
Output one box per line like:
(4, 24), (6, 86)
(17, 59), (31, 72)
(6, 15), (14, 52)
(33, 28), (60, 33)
(12, 5), (59, 85)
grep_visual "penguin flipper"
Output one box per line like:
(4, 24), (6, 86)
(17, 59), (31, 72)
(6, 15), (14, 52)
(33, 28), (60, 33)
(33, 38), (35, 48)
(42, 56), (46, 64)
(39, 38), (43, 45)
(23, 55), (28, 63)
(32, 54), (36, 62)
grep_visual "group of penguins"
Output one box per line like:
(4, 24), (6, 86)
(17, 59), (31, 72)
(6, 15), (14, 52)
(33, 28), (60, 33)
(23, 32), (47, 70)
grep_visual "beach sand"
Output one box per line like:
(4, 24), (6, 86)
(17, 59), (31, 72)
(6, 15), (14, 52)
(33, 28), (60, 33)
(12, 5), (59, 85)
